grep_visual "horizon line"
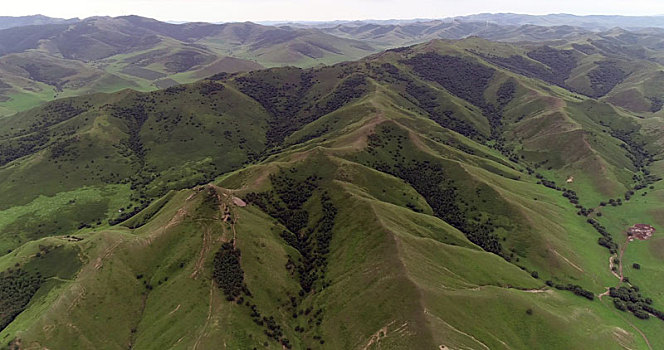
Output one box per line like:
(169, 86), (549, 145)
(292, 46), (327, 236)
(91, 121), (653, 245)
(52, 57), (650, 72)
(5, 12), (664, 24)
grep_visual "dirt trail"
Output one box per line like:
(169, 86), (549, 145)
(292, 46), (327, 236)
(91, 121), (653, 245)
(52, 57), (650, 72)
(601, 234), (632, 301)
(362, 321), (395, 350)
(165, 208), (188, 230)
(424, 308), (490, 350)
(167, 304), (181, 316)
(94, 240), (123, 270)
(606, 234), (638, 284)
(610, 307), (653, 350)
(192, 185), (244, 348)
(520, 288), (549, 294)
(191, 185), (243, 279)
(551, 249), (584, 273)
(608, 255), (621, 280)
(209, 184), (241, 246)
(191, 227), (212, 279)
(598, 227), (655, 349)
(193, 280), (216, 350)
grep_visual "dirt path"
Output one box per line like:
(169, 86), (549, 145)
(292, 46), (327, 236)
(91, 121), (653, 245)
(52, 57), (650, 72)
(608, 306), (653, 350)
(551, 249), (584, 273)
(520, 288), (549, 294)
(424, 308), (490, 350)
(608, 255), (621, 280)
(598, 287), (611, 300)
(209, 184), (241, 247)
(615, 234), (635, 282)
(193, 280), (215, 350)
(192, 185), (244, 349)
(191, 227), (212, 279)
(167, 304), (181, 316)
(165, 208), (187, 230)
(606, 234), (633, 284)
(598, 226), (656, 349)
(362, 321), (395, 350)
(93, 240), (123, 270)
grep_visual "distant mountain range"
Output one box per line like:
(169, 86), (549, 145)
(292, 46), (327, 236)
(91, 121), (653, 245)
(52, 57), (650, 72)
(451, 13), (664, 31)
(2, 13), (664, 116)
(4, 13), (664, 32)
(270, 13), (664, 31)
(0, 14), (78, 30)
(0, 15), (377, 115)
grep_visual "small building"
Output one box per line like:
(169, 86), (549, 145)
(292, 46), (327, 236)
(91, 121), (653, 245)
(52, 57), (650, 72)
(627, 224), (655, 240)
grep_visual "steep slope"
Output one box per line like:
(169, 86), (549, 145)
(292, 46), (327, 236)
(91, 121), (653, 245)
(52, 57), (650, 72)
(1, 38), (664, 349)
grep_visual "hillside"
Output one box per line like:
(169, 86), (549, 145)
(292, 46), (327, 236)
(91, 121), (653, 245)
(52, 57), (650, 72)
(0, 15), (78, 30)
(1, 37), (664, 349)
(450, 13), (664, 31)
(7, 15), (664, 118)
(279, 14), (664, 31)
(0, 16), (378, 116)
(319, 20), (594, 48)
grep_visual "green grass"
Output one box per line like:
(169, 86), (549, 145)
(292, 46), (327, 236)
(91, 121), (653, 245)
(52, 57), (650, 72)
(0, 184), (131, 254)
(2, 36), (664, 349)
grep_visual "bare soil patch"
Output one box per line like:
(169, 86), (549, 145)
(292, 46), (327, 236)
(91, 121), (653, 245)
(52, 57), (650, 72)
(627, 224), (655, 241)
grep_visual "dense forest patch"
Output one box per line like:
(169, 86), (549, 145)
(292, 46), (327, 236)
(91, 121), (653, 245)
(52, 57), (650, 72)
(212, 241), (249, 300)
(587, 61), (626, 97)
(0, 268), (42, 331)
(404, 53), (495, 108)
(526, 46), (577, 83)
(360, 125), (505, 256)
(246, 169), (337, 294)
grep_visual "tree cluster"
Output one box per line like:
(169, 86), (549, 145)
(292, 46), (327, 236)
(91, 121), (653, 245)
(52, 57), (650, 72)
(586, 218), (618, 254)
(587, 61), (626, 97)
(212, 241), (249, 300)
(246, 169), (337, 294)
(610, 286), (664, 321)
(547, 281), (594, 301)
(0, 268), (42, 331)
(404, 53), (495, 110)
(526, 46), (577, 85)
(404, 80), (480, 139)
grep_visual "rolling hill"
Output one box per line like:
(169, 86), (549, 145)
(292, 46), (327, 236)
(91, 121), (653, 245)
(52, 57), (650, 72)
(0, 15), (380, 116)
(1, 35), (664, 349)
(0, 15), (78, 30)
(5, 14), (664, 118)
(450, 13), (664, 31)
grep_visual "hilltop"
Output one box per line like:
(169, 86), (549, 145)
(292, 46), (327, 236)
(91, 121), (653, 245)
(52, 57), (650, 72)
(0, 15), (78, 30)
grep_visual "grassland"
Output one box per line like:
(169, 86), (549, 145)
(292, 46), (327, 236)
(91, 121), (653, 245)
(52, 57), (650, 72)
(1, 36), (664, 349)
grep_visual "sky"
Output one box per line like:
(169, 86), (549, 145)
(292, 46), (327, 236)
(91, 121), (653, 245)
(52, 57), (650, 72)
(5, 0), (664, 22)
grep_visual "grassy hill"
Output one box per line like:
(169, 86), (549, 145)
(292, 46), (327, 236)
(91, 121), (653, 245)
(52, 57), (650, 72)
(1, 37), (664, 349)
(7, 16), (664, 118)
(0, 16), (382, 116)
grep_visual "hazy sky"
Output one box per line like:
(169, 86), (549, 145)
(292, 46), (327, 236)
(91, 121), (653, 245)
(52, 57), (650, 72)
(6, 0), (664, 22)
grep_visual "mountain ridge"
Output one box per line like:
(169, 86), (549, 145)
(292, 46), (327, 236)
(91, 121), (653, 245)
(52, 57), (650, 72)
(1, 35), (664, 348)
(4, 14), (664, 116)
